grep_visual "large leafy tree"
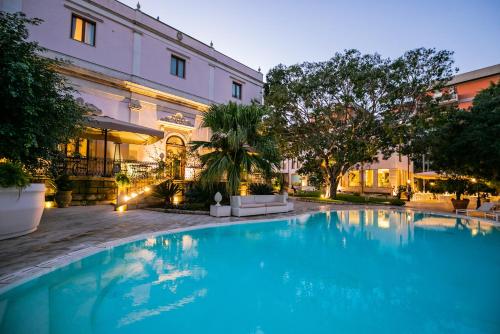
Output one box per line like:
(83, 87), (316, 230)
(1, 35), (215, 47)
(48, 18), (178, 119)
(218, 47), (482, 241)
(0, 12), (86, 172)
(265, 48), (456, 198)
(191, 102), (280, 196)
(428, 83), (500, 181)
(265, 50), (389, 198)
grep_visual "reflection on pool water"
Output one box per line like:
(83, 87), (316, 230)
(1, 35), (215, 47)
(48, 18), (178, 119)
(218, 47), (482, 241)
(1, 210), (500, 333)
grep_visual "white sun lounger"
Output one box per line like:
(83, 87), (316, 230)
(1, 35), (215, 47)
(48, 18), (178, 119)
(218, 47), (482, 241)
(456, 202), (500, 221)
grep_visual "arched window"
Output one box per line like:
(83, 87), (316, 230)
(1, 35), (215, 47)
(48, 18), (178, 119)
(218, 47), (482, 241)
(166, 135), (186, 179)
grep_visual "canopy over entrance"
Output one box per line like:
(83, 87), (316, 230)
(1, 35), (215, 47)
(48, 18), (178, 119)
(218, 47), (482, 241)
(83, 115), (164, 145)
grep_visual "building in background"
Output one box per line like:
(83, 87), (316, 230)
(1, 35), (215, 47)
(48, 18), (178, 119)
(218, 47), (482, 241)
(1, 0), (263, 203)
(442, 64), (500, 109)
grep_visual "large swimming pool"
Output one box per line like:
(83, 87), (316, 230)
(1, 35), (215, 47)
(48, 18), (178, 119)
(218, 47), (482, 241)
(1, 210), (499, 333)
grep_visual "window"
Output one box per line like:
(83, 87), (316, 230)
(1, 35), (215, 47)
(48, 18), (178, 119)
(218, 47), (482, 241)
(365, 170), (374, 187)
(348, 171), (360, 187)
(170, 55), (185, 78)
(378, 169), (391, 187)
(232, 82), (242, 99)
(71, 14), (95, 46)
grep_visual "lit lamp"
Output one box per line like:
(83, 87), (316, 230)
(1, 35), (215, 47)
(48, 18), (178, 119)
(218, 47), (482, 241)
(214, 191), (222, 206)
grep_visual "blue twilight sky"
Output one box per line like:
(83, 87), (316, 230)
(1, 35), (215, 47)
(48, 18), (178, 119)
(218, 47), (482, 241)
(121, 0), (500, 78)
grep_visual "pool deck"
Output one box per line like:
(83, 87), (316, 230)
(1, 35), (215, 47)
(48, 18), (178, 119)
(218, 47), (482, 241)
(0, 199), (489, 290)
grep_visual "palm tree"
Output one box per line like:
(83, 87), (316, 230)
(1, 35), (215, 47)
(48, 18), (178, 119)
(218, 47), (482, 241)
(191, 102), (280, 196)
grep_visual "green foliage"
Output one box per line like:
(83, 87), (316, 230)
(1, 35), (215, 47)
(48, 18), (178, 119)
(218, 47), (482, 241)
(427, 83), (500, 181)
(191, 102), (280, 195)
(249, 183), (274, 195)
(265, 48), (455, 199)
(0, 13), (86, 172)
(55, 174), (74, 191)
(389, 198), (406, 206)
(152, 180), (181, 205)
(380, 48), (456, 159)
(115, 172), (130, 188)
(184, 181), (229, 208)
(0, 161), (30, 188)
(428, 181), (446, 194)
(294, 190), (322, 198)
(441, 177), (472, 200)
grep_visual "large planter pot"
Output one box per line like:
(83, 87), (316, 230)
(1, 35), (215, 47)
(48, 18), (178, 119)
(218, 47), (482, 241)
(451, 198), (470, 210)
(55, 190), (73, 208)
(0, 184), (46, 240)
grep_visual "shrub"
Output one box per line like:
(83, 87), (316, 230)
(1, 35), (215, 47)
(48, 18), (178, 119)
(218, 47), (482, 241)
(184, 181), (229, 208)
(152, 180), (181, 206)
(0, 161), (30, 188)
(55, 174), (74, 191)
(249, 183), (274, 195)
(389, 198), (406, 206)
(294, 190), (322, 198)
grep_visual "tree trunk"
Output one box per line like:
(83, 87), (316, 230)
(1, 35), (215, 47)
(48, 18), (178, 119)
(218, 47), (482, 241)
(325, 168), (341, 199)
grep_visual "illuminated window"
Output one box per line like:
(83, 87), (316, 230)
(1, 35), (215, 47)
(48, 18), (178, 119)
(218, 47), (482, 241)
(71, 14), (95, 46)
(378, 169), (391, 187)
(348, 171), (360, 187)
(170, 55), (186, 78)
(365, 170), (374, 187)
(232, 82), (242, 99)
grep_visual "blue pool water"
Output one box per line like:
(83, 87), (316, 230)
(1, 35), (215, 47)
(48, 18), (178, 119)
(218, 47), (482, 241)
(1, 210), (500, 333)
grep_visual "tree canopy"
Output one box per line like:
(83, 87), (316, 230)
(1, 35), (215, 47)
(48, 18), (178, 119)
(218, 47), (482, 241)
(264, 48), (455, 198)
(428, 83), (500, 181)
(0, 12), (86, 172)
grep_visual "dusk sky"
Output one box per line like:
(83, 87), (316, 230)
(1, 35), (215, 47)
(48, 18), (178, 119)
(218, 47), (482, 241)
(121, 0), (500, 78)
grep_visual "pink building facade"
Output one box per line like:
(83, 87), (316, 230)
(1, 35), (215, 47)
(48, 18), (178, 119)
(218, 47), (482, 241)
(1, 0), (263, 180)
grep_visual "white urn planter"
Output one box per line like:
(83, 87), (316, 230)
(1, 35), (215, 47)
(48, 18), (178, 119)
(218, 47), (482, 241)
(0, 184), (46, 240)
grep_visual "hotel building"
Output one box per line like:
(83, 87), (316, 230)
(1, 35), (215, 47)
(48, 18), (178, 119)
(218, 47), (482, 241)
(1, 0), (264, 203)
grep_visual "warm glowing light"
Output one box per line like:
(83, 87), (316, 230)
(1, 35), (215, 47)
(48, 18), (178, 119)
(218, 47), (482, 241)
(320, 194), (325, 199)
(123, 195), (130, 202)
(173, 196), (179, 205)
(145, 238), (156, 247)
(45, 201), (53, 208)
(144, 186), (151, 192)
(471, 178), (477, 183)
(406, 179), (411, 184)
(117, 205), (126, 212)
(131, 192), (138, 198)
(182, 235), (193, 250)
(430, 182), (435, 186)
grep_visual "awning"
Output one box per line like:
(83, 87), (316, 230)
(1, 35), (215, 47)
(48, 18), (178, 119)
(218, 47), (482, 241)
(413, 171), (446, 180)
(83, 115), (164, 145)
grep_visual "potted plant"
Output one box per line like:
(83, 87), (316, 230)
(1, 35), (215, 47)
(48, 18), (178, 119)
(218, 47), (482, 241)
(115, 172), (130, 188)
(443, 177), (471, 210)
(54, 174), (74, 208)
(0, 161), (46, 240)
